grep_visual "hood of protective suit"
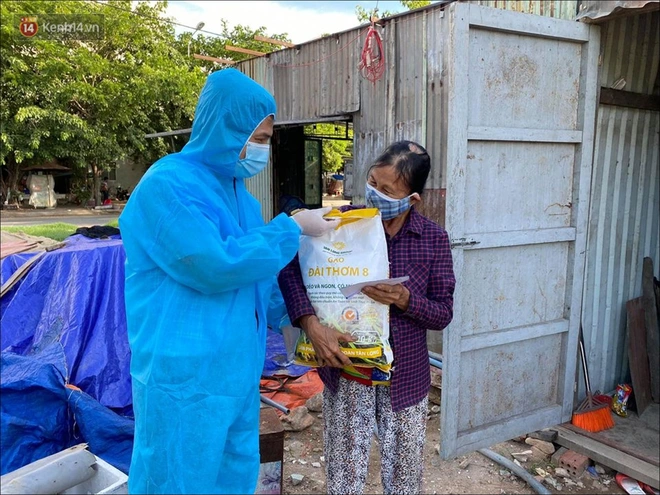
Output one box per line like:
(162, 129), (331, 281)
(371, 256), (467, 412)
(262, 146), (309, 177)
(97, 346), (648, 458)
(179, 68), (276, 177)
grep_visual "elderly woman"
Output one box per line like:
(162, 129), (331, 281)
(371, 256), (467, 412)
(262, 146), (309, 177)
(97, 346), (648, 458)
(278, 141), (456, 494)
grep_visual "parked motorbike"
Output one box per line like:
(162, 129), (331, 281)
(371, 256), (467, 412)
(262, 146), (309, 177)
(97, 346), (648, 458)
(115, 185), (129, 201)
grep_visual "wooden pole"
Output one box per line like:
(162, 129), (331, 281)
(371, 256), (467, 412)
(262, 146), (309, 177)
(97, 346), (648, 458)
(193, 53), (235, 65)
(225, 45), (266, 57)
(254, 35), (295, 48)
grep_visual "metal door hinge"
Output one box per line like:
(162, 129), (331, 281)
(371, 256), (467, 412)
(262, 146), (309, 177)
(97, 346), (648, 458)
(450, 237), (480, 248)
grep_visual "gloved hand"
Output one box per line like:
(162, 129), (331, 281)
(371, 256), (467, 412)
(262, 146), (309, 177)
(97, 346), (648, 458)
(291, 206), (340, 237)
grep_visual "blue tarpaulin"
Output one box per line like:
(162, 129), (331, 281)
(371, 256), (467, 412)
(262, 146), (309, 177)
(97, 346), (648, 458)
(2, 235), (131, 410)
(1, 233), (310, 475)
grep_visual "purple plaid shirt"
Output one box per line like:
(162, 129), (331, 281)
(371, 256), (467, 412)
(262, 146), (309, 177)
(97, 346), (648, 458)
(278, 207), (455, 412)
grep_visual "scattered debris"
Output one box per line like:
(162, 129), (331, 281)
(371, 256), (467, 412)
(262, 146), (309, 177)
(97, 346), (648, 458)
(320, 456), (325, 462)
(511, 450), (533, 462)
(431, 405), (441, 414)
(527, 430), (558, 443)
(513, 459), (522, 468)
(524, 437), (555, 455)
(551, 446), (569, 465)
(535, 468), (548, 477)
(306, 393), (323, 412)
(435, 444), (441, 455)
(312, 462), (321, 468)
(281, 406), (315, 432)
(499, 469), (511, 477)
(544, 475), (562, 491)
(458, 458), (470, 470)
(594, 464), (608, 475)
(287, 440), (305, 457)
(584, 465), (599, 479)
(290, 473), (304, 486)
(554, 467), (570, 478)
(299, 460), (307, 465)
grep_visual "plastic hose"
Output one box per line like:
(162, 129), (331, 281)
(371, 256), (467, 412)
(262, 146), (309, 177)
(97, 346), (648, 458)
(477, 448), (550, 495)
(260, 394), (290, 414)
(428, 350), (443, 362)
(429, 357), (443, 369)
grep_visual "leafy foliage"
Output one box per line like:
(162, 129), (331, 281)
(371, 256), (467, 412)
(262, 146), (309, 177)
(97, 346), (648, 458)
(355, 0), (431, 22)
(0, 0), (290, 202)
(304, 124), (353, 173)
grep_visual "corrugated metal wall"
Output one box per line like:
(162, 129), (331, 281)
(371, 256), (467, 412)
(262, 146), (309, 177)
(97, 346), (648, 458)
(472, 0), (579, 19)
(581, 10), (660, 395)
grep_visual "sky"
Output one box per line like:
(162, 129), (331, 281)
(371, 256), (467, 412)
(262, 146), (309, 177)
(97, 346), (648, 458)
(162, 1), (409, 45)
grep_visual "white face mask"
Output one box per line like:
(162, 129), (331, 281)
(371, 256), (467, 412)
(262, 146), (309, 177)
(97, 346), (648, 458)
(235, 142), (270, 178)
(365, 183), (413, 220)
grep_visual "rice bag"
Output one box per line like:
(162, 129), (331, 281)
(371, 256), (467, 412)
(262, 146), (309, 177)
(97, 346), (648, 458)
(294, 208), (393, 372)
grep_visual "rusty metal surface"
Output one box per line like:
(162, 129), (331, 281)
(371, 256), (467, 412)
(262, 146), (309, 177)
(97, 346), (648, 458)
(576, 0), (659, 23)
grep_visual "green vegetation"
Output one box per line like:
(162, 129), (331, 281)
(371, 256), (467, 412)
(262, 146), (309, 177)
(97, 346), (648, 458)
(1, 223), (78, 242)
(1, 0), (289, 204)
(356, 0), (431, 22)
(1, 219), (120, 241)
(303, 124), (353, 173)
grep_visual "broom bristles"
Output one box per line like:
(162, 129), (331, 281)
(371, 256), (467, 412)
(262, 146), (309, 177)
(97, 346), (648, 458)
(572, 400), (615, 432)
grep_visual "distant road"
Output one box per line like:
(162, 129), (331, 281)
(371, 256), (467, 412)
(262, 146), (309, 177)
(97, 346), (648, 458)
(1, 213), (120, 227)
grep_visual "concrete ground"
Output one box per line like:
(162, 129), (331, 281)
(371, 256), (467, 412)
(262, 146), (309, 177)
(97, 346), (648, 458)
(1, 204), (122, 226)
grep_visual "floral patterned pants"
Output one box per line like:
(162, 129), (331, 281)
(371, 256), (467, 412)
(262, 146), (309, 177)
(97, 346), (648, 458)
(323, 377), (428, 495)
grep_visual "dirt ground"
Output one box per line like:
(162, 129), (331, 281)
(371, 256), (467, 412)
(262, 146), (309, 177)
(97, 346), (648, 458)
(280, 404), (626, 495)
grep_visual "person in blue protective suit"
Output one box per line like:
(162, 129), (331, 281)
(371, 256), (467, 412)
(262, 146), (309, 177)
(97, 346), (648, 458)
(119, 68), (338, 494)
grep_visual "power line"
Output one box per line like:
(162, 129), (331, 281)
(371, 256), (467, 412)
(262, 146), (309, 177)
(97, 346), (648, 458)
(88, 0), (225, 38)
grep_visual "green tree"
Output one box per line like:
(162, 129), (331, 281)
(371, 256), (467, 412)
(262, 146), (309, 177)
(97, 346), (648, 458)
(0, 0), (290, 205)
(1, 0), (205, 204)
(356, 0), (431, 22)
(179, 22), (291, 72)
(304, 124), (353, 173)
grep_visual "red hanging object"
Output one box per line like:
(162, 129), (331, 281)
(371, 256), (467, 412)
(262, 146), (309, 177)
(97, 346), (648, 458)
(359, 24), (385, 84)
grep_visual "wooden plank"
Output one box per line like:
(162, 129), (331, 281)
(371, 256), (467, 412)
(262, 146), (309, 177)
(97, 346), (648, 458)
(461, 319), (568, 352)
(0, 251), (46, 298)
(563, 423), (659, 467)
(254, 35), (295, 48)
(225, 45), (266, 57)
(628, 297), (653, 415)
(643, 258), (660, 402)
(467, 127), (583, 143)
(193, 53), (235, 65)
(600, 88), (660, 112)
(553, 425), (660, 489)
(468, 3), (590, 42)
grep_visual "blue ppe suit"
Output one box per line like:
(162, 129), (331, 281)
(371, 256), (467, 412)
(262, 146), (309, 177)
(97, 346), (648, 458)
(119, 69), (301, 494)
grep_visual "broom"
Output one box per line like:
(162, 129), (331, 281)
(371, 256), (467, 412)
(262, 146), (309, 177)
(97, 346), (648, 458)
(572, 326), (615, 432)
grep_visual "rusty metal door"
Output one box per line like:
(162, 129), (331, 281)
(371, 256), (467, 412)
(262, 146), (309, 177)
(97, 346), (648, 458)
(440, 3), (600, 458)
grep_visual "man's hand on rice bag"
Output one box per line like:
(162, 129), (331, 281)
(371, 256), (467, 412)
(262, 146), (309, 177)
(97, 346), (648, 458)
(362, 283), (411, 311)
(291, 206), (340, 237)
(299, 314), (355, 368)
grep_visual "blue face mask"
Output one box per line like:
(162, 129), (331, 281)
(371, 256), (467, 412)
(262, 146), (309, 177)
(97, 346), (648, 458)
(235, 142), (270, 178)
(365, 183), (413, 220)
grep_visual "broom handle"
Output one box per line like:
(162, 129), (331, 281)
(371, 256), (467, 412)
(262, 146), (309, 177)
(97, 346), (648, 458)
(578, 326), (593, 397)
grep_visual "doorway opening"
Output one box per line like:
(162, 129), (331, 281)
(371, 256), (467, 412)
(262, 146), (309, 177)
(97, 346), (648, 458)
(272, 119), (353, 216)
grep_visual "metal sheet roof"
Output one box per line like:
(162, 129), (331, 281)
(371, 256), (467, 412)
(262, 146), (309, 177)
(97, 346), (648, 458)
(576, 0), (659, 23)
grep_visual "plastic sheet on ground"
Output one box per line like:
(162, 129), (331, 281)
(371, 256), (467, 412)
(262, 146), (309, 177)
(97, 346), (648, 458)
(260, 370), (324, 413)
